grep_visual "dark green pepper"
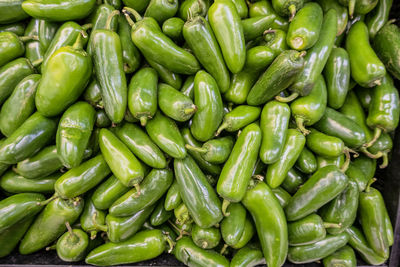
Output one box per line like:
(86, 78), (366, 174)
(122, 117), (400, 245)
(245, 46), (275, 72)
(316, 0), (348, 36)
(150, 199), (172, 226)
(0, 74), (40, 137)
(272, 0), (304, 19)
(19, 197), (84, 254)
(55, 154), (111, 199)
(180, 75), (195, 99)
(145, 56), (182, 90)
(368, 132), (393, 168)
(118, 14), (141, 73)
(91, 175), (129, 210)
(220, 202), (246, 246)
(144, 0), (178, 24)
(178, 0), (209, 20)
(224, 68), (259, 105)
(80, 195), (106, 240)
(216, 105), (261, 136)
(355, 0), (379, 15)
(266, 129), (306, 188)
(0, 171), (59, 194)
(122, 0), (149, 13)
(366, 0), (392, 39)
(0, 112), (57, 164)
(174, 155), (223, 228)
(164, 180), (181, 211)
(323, 245), (357, 267)
(230, 244), (265, 267)
(317, 155), (345, 169)
(345, 163), (370, 192)
(0, 31), (31, 67)
(162, 17), (184, 42)
(56, 224), (89, 262)
(282, 168), (304, 194)
(285, 165), (349, 221)
(192, 224), (221, 249)
(95, 110), (111, 128)
(242, 15), (276, 42)
(272, 187), (291, 208)
(295, 147), (317, 174)
(185, 136), (234, 164)
(262, 29), (288, 55)
(248, 0), (288, 30)
(0, 216), (33, 258)
(230, 217), (255, 249)
(0, 0), (29, 24)
(0, 22), (26, 35)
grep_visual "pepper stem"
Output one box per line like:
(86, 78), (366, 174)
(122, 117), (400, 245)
(348, 0), (355, 18)
(275, 92), (299, 102)
(295, 117), (310, 135)
(105, 10), (120, 31)
(134, 183), (141, 198)
(92, 212), (108, 232)
(82, 23), (93, 31)
(215, 121), (228, 136)
(341, 148), (351, 173)
(45, 244), (57, 251)
(90, 230), (98, 240)
(164, 234), (175, 253)
(360, 147), (384, 159)
(220, 244), (228, 255)
(252, 174), (264, 181)
(65, 222), (76, 237)
(379, 153), (389, 169)
(140, 116), (148, 127)
(37, 194), (58, 206)
(19, 35), (39, 42)
(365, 178), (377, 193)
(288, 4), (297, 21)
(123, 7), (143, 26)
(72, 31), (85, 50)
(364, 128), (382, 148)
(263, 28), (276, 36)
(184, 105), (197, 115)
(201, 241), (208, 249)
(222, 199), (230, 217)
(185, 144), (207, 154)
(323, 222), (342, 229)
(31, 58), (43, 68)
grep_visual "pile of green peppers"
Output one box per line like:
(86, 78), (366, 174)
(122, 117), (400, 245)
(0, 0), (399, 266)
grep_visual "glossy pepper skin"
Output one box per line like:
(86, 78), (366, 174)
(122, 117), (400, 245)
(0, 74), (40, 137)
(191, 70), (224, 142)
(220, 203), (246, 247)
(150, 199), (172, 226)
(248, 0), (289, 30)
(186, 136), (234, 164)
(109, 168), (173, 217)
(164, 180), (182, 211)
(91, 175), (129, 210)
(295, 147), (317, 174)
(266, 129), (306, 189)
(146, 111), (186, 159)
(174, 237), (229, 267)
(0, 193), (45, 232)
(241, 15), (276, 42)
(316, 0), (348, 36)
(290, 75), (327, 135)
(0, 22), (26, 35)
(174, 156), (223, 228)
(286, 2), (323, 50)
(259, 101), (290, 164)
(272, 0), (304, 19)
(0, 112), (57, 164)
(19, 197), (84, 255)
(144, 0), (179, 25)
(162, 17), (184, 42)
(216, 105), (261, 136)
(242, 180), (288, 267)
(122, 0), (150, 13)
(314, 107), (367, 149)
(0, 32), (27, 67)
(124, 7), (200, 75)
(208, 0), (245, 74)
(99, 128), (144, 187)
(366, 0), (393, 39)
(0, 57), (37, 105)
(0, 0), (29, 24)
(80, 195), (106, 240)
(15, 145), (62, 179)
(0, 216), (34, 258)
(118, 15), (141, 73)
(55, 155), (111, 199)
(323, 245), (356, 267)
(346, 21), (386, 87)
(247, 50), (305, 106)
(374, 22), (400, 80)
(355, 0), (379, 15)
(86, 229), (167, 266)
(288, 233), (349, 264)
(115, 123), (166, 169)
(183, 16), (230, 93)
(217, 123), (262, 203)
(282, 168), (304, 194)
(56, 227), (89, 262)
(145, 56), (182, 90)
(230, 245), (266, 267)
(289, 9), (337, 99)
(36, 33), (92, 117)
(0, 171), (59, 194)
(285, 165), (349, 221)
(56, 102), (95, 168)
(192, 224), (221, 249)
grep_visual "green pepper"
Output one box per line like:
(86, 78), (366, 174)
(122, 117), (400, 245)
(288, 213), (341, 246)
(287, 9), (337, 101)
(145, 56), (182, 90)
(359, 179), (391, 259)
(0, 193), (45, 232)
(248, 0), (289, 30)
(320, 177), (359, 234)
(19, 197), (84, 254)
(0, 0), (29, 24)
(164, 180), (181, 211)
(323, 245), (356, 267)
(56, 224), (89, 262)
(123, 7), (199, 75)
(282, 168), (304, 194)
(285, 165), (349, 221)
(230, 244), (266, 267)
(122, 0), (149, 13)
(286, 2), (323, 50)
(266, 129), (306, 188)
(317, 154), (345, 170)
(80, 194), (106, 240)
(346, 21), (386, 87)
(179, 0), (209, 20)
(220, 202), (246, 247)
(272, 0), (304, 19)
(247, 50), (305, 105)
(183, 16), (230, 93)
(0, 112), (57, 164)
(150, 199), (172, 226)
(217, 123), (261, 207)
(352, 154), (377, 183)
(368, 132), (393, 168)
(185, 136), (234, 164)
(338, 0), (356, 18)
(55, 155), (111, 199)
(94, 110), (111, 128)
(0, 171), (59, 194)
(245, 46), (276, 72)
(118, 14), (141, 73)
(91, 175), (128, 210)
(208, 0), (245, 74)
(36, 32), (92, 117)
(109, 168), (173, 216)
(224, 68), (259, 105)
(0, 216), (33, 258)
(231, 217), (255, 249)
(0, 22), (26, 35)
(162, 17), (184, 42)
(144, 0), (178, 24)
(295, 147), (317, 174)
(0, 32), (33, 67)
(316, 0), (348, 36)
(145, 111), (186, 159)
(192, 224), (221, 249)
(181, 75), (195, 99)
(86, 229), (170, 266)
(288, 233), (349, 264)
(373, 21), (400, 80)
(262, 29), (288, 56)
(174, 155), (223, 228)
(181, 127), (221, 176)
(366, 0), (392, 39)
(56, 102), (95, 168)
(174, 202), (192, 226)
(355, 0), (379, 15)
(0, 74), (40, 137)
(216, 105), (261, 136)
(191, 70), (224, 141)
(91, 12), (127, 123)
(272, 187), (291, 208)
(314, 107), (367, 149)
(242, 179), (288, 267)
(99, 128), (144, 187)
(259, 101), (290, 164)
(24, 19), (45, 63)
(242, 15), (276, 42)
(366, 74), (399, 148)
(345, 163), (369, 192)
(22, 0), (96, 21)
(158, 83), (196, 122)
